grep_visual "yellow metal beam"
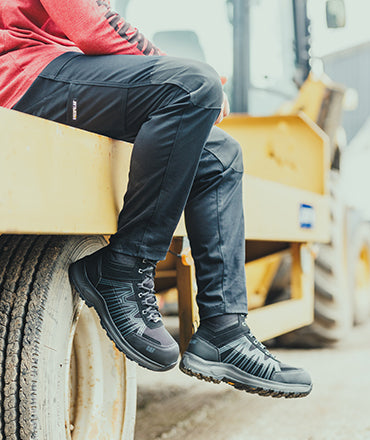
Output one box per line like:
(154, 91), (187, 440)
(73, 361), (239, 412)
(172, 237), (200, 354)
(247, 244), (314, 341)
(0, 108), (126, 234)
(244, 175), (330, 243)
(0, 109), (330, 242)
(245, 251), (285, 310)
(0, 108), (186, 235)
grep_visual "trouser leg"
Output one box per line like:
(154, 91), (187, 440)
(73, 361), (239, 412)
(185, 127), (248, 319)
(13, 53), (223, 261)
(111, 85), (220, 260)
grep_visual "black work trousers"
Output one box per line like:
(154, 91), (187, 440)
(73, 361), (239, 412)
(13, 52), (248, 319)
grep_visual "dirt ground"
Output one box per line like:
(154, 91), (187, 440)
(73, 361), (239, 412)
(134, 321), (370, 440)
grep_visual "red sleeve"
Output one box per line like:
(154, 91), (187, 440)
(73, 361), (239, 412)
(39, 0), (163, 56)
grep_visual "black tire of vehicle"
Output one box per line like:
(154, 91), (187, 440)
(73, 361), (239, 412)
(0, 234), (137, 440)
(347, 224), (370, 325)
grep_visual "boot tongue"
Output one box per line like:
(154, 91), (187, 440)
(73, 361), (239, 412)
(140, 277), (161, 321)
(140, 277), (158, 308)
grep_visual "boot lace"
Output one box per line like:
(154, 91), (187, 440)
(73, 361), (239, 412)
(138, 259), (162, 323)
(242, 317), (277, 360)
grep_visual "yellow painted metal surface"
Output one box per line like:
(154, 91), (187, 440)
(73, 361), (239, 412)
(278, 73), (328, 122)
(247, 244), (315, 341)
(177, 242), (315, 348)
(0, 108), (329, 243)
(245, 252), (285, 310)
(0, 108), (187, 235)
(220, 112), (330, 195)
(0, 108), (125, 234)
(244, 175), (331, 243)
(172, 237), (200, 354)
(356, 245), (370, 290)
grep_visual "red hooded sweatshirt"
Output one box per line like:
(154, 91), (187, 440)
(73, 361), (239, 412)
(0, 0), (161, 108)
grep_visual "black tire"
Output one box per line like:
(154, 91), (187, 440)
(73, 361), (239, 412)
(0, 234), (137, 440)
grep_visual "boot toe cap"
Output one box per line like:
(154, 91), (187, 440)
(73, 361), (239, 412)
(271, 363), (312, 386)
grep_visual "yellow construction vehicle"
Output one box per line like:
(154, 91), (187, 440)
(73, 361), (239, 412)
(130, 0), (370, 346)
(0, 0), (369, 438)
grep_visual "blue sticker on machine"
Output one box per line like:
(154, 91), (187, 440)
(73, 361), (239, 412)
(299, 204), (315, 229)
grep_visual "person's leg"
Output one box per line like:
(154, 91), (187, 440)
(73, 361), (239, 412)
(13, 53), (223, 260)
(13, 52), (223, 371)
(14, 53), (312, 392)
(179, 127), (312, 398)
(184, 126), (247, 319)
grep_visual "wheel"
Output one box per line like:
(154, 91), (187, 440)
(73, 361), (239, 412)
(0, 234), (137, 440)
(347, 224), (370, 325)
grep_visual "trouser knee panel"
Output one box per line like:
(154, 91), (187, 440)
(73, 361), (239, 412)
(151, 57), (224, 109)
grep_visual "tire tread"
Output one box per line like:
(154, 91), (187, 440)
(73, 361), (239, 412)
(1, 236), (36, 440)
(0, 236), (65, 440)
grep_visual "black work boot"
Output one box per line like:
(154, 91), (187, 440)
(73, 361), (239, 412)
(69, 246), (179, 371)
(180, 314), (312, 398)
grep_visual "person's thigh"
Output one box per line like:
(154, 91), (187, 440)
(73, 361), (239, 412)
(13, 52), (220, 142)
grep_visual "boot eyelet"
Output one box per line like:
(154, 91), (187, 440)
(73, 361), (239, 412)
(143, 259), (147, 263)
(142, 310), (147, 315)
(138, 268), (143, 274)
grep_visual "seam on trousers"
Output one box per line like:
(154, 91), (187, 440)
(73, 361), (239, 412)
(150, 57), (222, 110)
(230, 166), (244, 173)
(38, 77), (154, 87)
(120, 87), (128, 134)
(204, 146), (244, 174)
(138, 106), (187, 252)
(151, 79), (222, 110)
(39, 53), (84, 79)
(216, 183), (226, 312)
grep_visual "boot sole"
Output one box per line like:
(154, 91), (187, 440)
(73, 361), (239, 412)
(68, 259), (178, 372)
(180, 352), (312, 398)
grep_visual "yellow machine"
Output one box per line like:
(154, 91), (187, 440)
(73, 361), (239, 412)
(1, 0), (369, 439)
(0, 91), (330, 439)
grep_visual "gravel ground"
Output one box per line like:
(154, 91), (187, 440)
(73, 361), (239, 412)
(134, 321), (370, 440)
